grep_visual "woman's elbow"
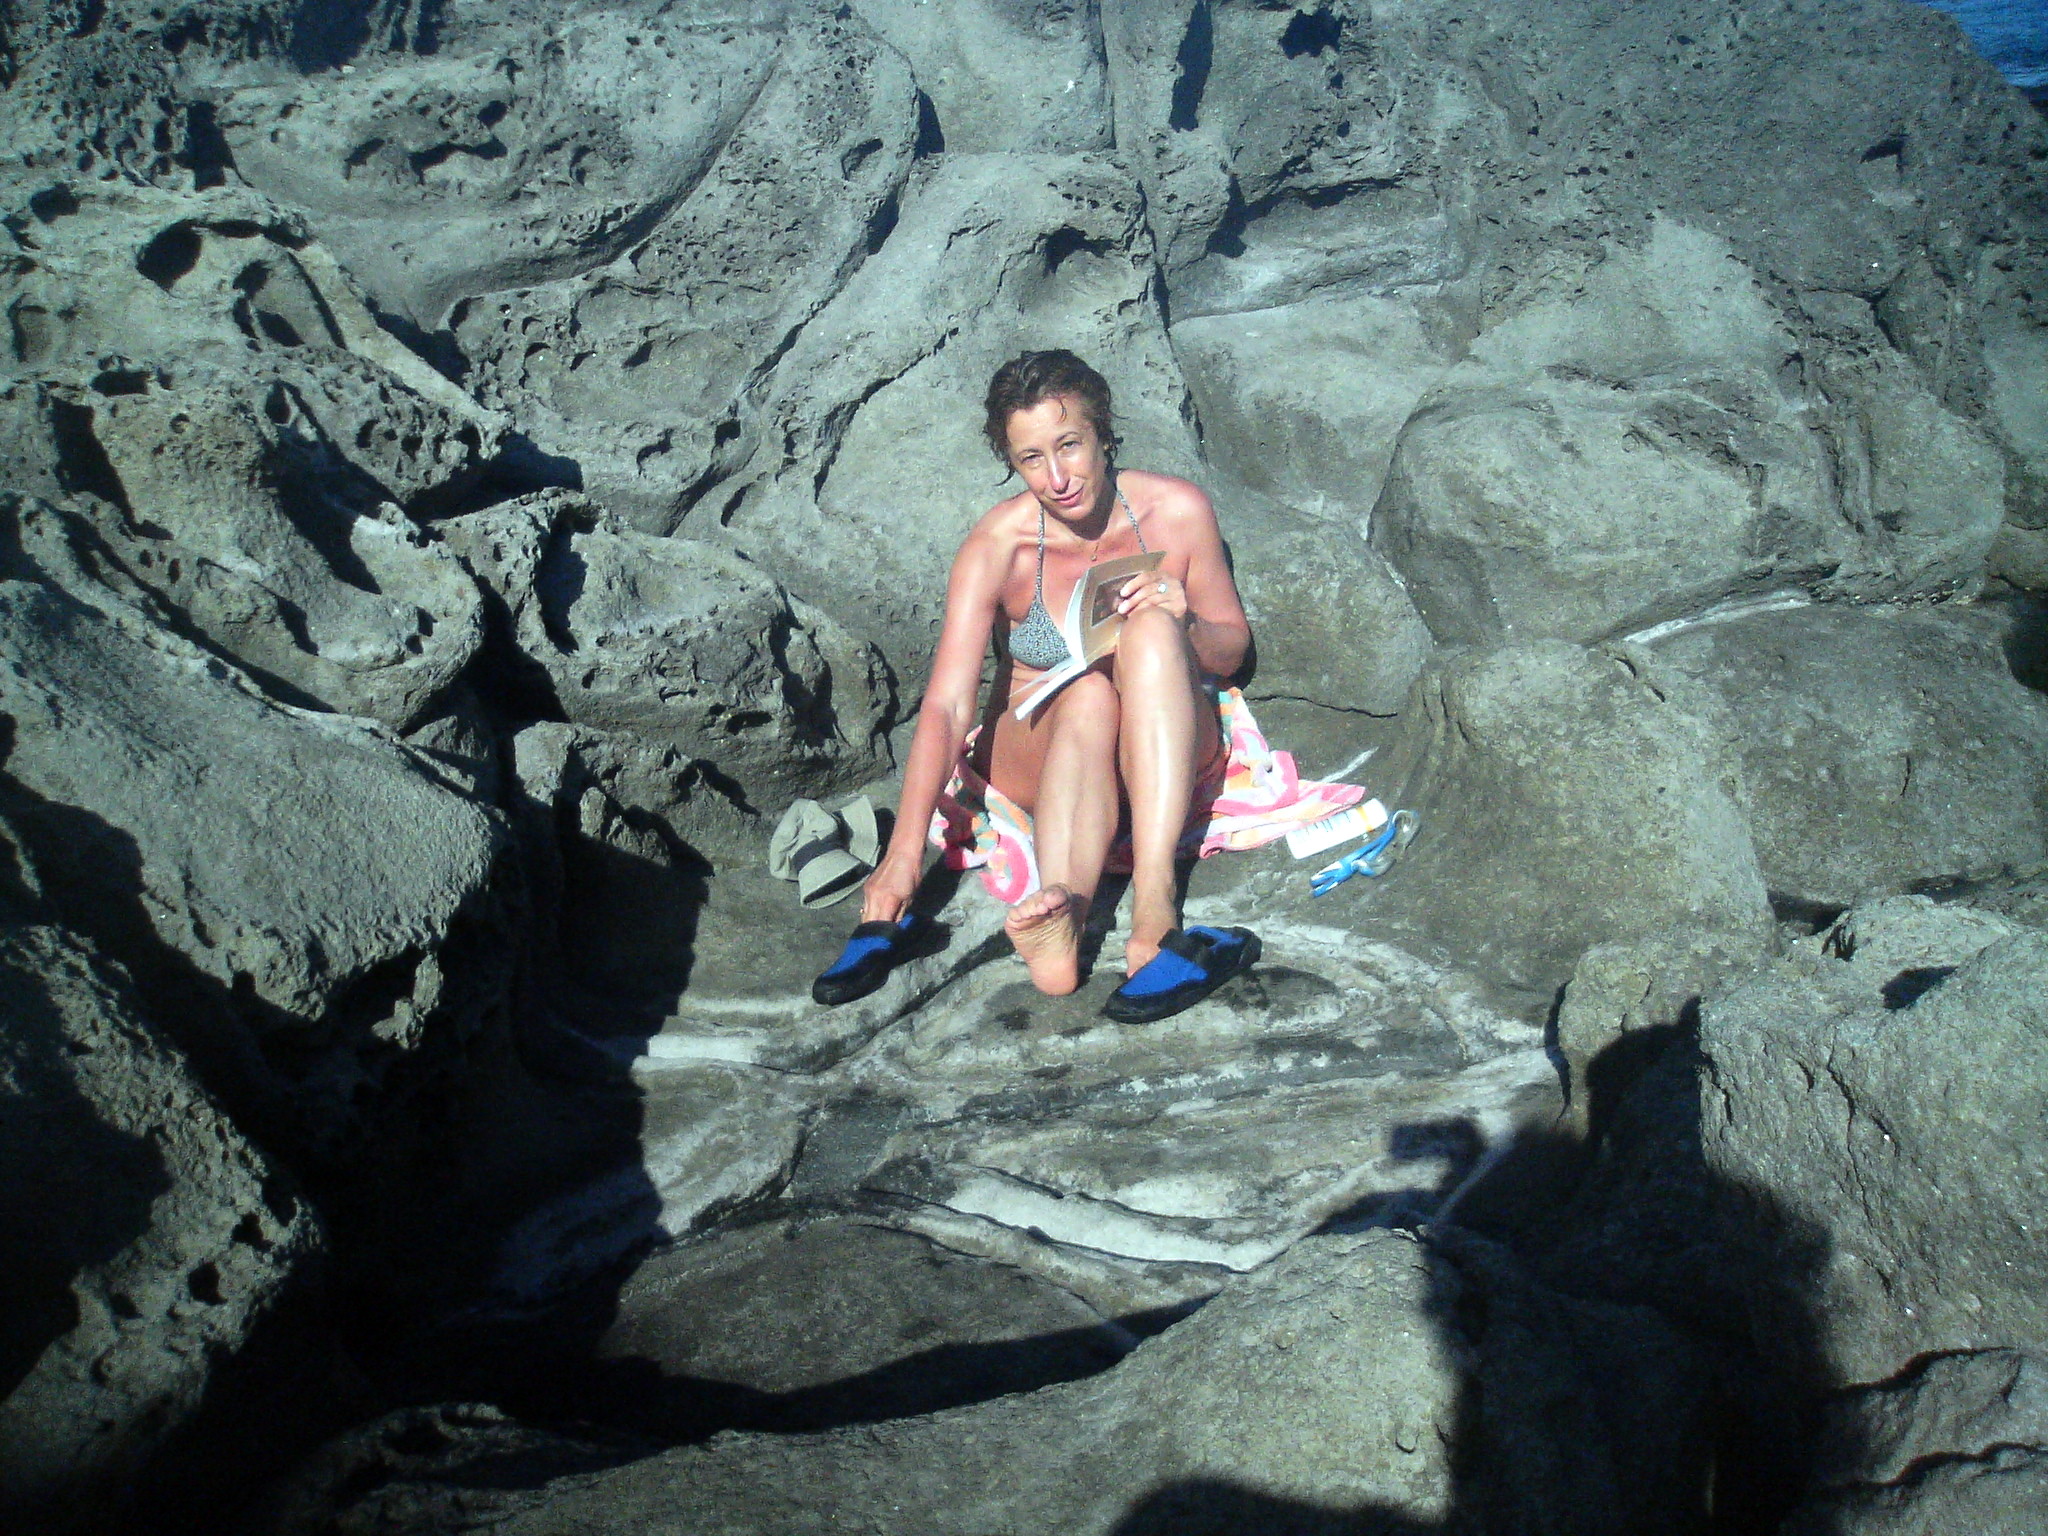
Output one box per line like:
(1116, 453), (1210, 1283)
(918, 690), (977, 738)
(1204, 622), (1252, 679)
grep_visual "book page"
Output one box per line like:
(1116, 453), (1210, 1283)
(1074, 551), (1165, 664)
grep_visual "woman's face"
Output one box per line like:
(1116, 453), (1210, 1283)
(1005, 393), (1109, 521)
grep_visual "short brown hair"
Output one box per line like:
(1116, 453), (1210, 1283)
(982, 350), (1118, 466)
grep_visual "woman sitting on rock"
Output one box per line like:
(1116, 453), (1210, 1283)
(840, 349), (1259, 1014)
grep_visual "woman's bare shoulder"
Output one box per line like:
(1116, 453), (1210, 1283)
(1121, 470), (1218, 532)
(975, 487), (1039, 528)
(963, 490), (1037, 543)
(952, 491), (1037, 576)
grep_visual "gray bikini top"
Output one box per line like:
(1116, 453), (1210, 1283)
(1006, 489), (1149, 672)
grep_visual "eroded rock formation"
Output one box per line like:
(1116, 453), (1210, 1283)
(2, 0), (2045, 1532)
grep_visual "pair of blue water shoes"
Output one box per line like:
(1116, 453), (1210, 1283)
(813, 916), (1261, 1022)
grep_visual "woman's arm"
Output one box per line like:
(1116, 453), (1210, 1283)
(1116, 478), (1251, 678)
(860, 522), (1006, 923)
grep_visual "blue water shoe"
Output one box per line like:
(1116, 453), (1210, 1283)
(813, 915), (916, 1006)
(1102, 925), (1262, 1024)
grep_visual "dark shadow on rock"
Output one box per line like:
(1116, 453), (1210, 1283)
(1582, 1011), (1692, 1152)
(0, 939), (172, 1403)
(913, 89), (946, 158)
(556, 808), (710, 1013)
(1114, 1480), (1434, 1536)
(1495, 1024), (1856, 1532)
(109, 1260), (366, 1536)
(177, 101), (233, 189)
(0, 647), (656, 1535)
(1070, 854), (1203, 980)
(1990, 590), (2048, 695)
(0, 778), (348, 1535)
(0, 764), (292, 1155)
(1879, 964), (1955, 1009)
(406, 1302), (1193, 1448)
(1769, 891), (1848, 937)
(1082, 869), (1133, 975)
(909, 857), (965, 923)
(1540, 978), (1572, 1093)
(46, 395), (134, 515)
(370, 304), (469, 386)
(267, 442), (390, 591)
(454, 432), (586, 515)
(285, 4), (370, 72)
(1169, 0), (1214, 133)
(1122, 1018), (1862, 1535)
(284, 0), (426, 74)
(497, 750), (712, 1028)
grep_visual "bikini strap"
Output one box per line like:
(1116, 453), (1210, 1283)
(1033, 506), (1047, 600)
(1117, 486), (1148, 554)
(1035, 488), (1141, 596)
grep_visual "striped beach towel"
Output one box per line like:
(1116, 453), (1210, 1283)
(929, 686), (1364, 904)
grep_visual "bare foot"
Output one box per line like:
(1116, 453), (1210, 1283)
(1125, 897), (1178, 977)
(1006, 884), (1082, 996)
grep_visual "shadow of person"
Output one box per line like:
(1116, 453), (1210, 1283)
(1110, 1013), (1861, 1536)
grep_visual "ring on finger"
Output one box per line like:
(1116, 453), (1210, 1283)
(1156, 580), (1168, 595)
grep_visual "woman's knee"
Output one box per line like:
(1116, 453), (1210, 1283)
(1044, 670), (1121, 749)
(1114, 608), (1197, 689)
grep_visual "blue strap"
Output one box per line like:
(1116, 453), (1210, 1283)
(819, 933), (892, 978)
(1117, 927), (1246, 997)
(818, 916), (912, 978)
(1117, 945), (1209, 997)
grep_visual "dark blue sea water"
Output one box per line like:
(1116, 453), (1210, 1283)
(1907, 0), (2048, 94)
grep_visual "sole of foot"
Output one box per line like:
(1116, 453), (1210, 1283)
(1006, 884), (1082, 996)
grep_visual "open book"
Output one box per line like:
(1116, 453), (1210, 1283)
(1011, 550), (1166, 721)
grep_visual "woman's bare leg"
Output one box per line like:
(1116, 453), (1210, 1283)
(987, 671), (1121, 994)
(1113, 608), (1221, 975)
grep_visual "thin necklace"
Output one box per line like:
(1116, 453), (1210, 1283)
(1082, 476), (1118, 564)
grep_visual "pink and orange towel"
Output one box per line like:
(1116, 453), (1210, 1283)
(928, 686), (1364, 905)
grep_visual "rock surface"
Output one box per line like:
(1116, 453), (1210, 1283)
(1648, 602), (2048, 907)
(1700, 911), (2048, 1392)
(2, 0), (2046, 1531)
(1552, 931), (1757, 1136)
(0, 925), (323, 1532)
(445, 491), (895, 856)
(1373, 222), (2010, 647)
(1, 181), (503, 729)
(481, 885), (1558, 1323)
(0, 495), (514, 1185)
(714, 147), (1202, 665)
(257, 1221), (1720, 1536)
(584, 1215), (1138, 1434)
(1321, 639), (1774, 995)
(850, 920), (1552, 1277)
(1230, 505), (1435, 714)
(268, 1231), (1471, 1535)
(1800, 1348), (2048, 1534)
